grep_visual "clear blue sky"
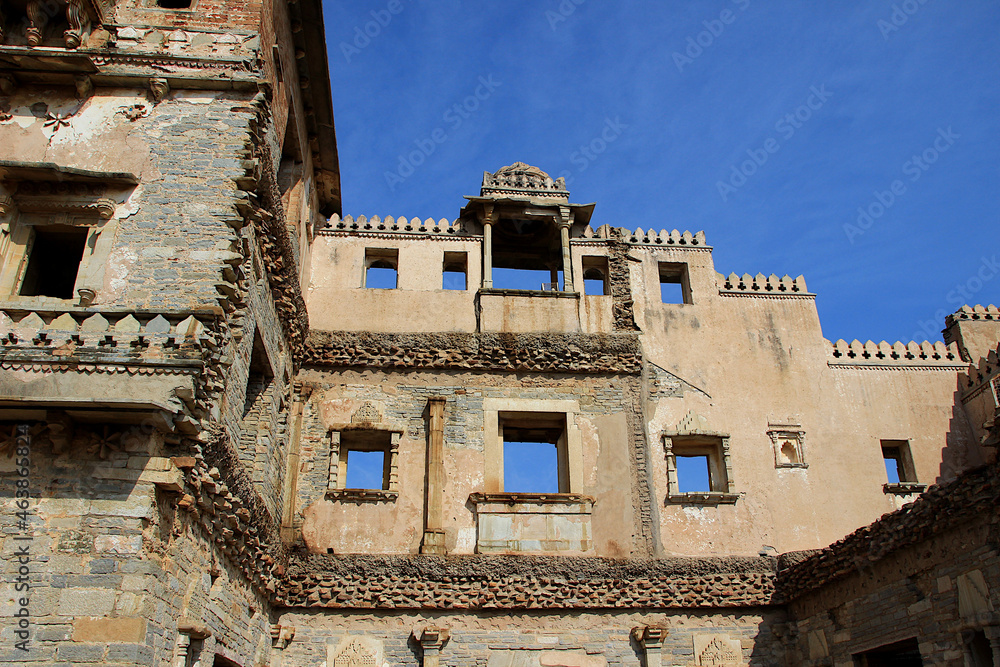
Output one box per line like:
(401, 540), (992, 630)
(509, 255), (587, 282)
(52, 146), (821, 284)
(323, 0), (999, 345)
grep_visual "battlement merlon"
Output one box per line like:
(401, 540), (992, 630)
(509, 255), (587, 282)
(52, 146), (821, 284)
(944, 304), (1000, 362)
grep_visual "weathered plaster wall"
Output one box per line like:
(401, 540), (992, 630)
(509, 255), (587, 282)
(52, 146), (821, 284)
(292, 369), (640, 557)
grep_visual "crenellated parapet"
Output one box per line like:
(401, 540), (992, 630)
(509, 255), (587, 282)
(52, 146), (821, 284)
(961, 343), (999, 399)
(946, 303), (1000, 327)
(578, 225), (708, 248)
(716, 272), (811, 297)
(322, 214), (470, 237)
(827, 339), (965, 369)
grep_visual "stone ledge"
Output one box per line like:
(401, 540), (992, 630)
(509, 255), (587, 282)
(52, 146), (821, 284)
(882, 482), (926, 495)
(325, 488), (398, 503)
(666, 492), (740, 505)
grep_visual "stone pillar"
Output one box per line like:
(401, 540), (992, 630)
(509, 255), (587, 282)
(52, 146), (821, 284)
(413, 626), (450, 667)
(271, 624), (296, 667)
(557, 206), (574, 292)
(421, 397), (447, 554)
(481, 204), (495, 289)
(631, 625), (668, 667)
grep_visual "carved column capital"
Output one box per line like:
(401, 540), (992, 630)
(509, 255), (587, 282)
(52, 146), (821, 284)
(632, 625), (669, 667)
(413, 625), (450, 667)
(631, 625), (668, 648)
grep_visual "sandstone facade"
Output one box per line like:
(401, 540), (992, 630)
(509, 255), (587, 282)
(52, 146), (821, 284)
(0, 3), (998, 667)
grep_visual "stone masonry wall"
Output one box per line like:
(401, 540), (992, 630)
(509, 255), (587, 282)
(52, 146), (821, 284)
(780, 461), (1000, 665)
(276, 609), (789, 667)
(0, 431), (273, 666)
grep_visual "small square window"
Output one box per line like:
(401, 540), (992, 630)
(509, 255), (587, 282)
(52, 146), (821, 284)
(881, 439), (925, 495)
(881, 440), (915, 483)
(20, 226), (88, 299)
(364, 248), (398, 289)
(443, 251), (467, 290)
(664, 434), (737, 504)
(676, 455), (710, 493)
(658, 262), (692, 304)
(328, 430), (400, 501)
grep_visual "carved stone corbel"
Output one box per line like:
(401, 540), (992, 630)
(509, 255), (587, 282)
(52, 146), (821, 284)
(149, 78), (170, 103)
(75, 75), (94, 99)
(412, 626), (449, 667)
(631, 625), (669, 667)
(64, 0), (91, 49)
(26, 0), (49, 47)
(0, 195), (11, 217)
(270, 624), (295, 649)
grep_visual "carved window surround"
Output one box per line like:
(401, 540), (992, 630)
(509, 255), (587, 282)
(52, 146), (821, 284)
(767, 423), (808, 468)
(663, 412), (740, 505)
(326, 417), (402, 503)
(0, 162), (136, 308)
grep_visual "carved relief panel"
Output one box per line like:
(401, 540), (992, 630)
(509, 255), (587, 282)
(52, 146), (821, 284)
(693, 635), (744, 667)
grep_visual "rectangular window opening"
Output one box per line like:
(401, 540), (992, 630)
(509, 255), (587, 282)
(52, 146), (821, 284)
(338, 431), (394, 491)
(443, 251), (468, 290)
(500, 415), (567, 493)
(659, 261), (692, 304)
(344, 449), (388, 490)
(492, 267), (563, 291)
(582, 256), (609, 296)
(364, 248), (398, 289)
(676, 455), (711, 493)
(242, 331), (274, 420)
(19, 226), (88, 299)
(881, 440), (916, 484)
(853, 638), (923, 667)
(157, 0), (193, 8)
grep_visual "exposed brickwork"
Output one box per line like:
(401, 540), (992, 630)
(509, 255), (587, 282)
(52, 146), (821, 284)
(280, 555), (777, 609)
(303, 332), (643, 374)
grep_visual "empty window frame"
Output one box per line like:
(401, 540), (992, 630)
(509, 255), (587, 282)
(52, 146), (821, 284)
(327, 430), (400, 497)
(156, 0), (193, 9)
(881, 439), (917, 484)
(442, 251), (468, 290)
(364, 248), (398, 289)
(582, 256), (609, 296)
(659, 261), (692, 304)
(664, 435), (737, 503)
(19, 225), (88, 299)
(853, 638), (923, 667)
(501, 417), (565, 494)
